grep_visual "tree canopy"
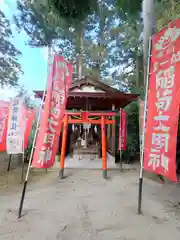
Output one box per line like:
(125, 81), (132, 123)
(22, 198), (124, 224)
(49, 0), (98, 21)
(14, 0), (125, 82)
(13, 0), (180, 92)
(0, 10), (22, 86)
(116, 0), (142, 18)
(156, 0), (180, 31)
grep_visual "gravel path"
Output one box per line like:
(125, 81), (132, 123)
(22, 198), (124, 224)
(0, 169), (180, 239)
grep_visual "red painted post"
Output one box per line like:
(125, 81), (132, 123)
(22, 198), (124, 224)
(101, 116), (107, 179)
(59, 114), (68, 179)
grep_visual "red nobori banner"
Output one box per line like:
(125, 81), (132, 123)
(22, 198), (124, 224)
(144, 19), (180, 182)
(119, 109), (127, 151)
(0, 101), (9, 152)
(0, 101), (35, 152)
(32, 55), (73, 168)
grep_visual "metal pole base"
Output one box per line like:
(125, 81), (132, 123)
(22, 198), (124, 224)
(120, 162), (123, 172)
(18, 180), (28, 219)
(59, 168), (64, 179)
(138, 177), (143, 215)
(7, 154), (12, 172)
(103, 170), (107, 179)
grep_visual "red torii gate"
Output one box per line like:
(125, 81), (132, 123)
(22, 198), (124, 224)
(34, 77), (139, 179)
(59, 111), (116, 179)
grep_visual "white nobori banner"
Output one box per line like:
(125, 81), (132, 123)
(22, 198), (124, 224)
(6, 97), (26, 154)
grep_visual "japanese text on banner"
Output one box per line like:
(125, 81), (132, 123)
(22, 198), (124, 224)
(32, 55), (72, 168)
(119, 109), (127, 151)
(6, 98), (26, 154)
(144, 19), (180, 182)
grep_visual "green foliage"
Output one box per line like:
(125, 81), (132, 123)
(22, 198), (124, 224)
(14, 1), (65, 46)
(15, 0), (141, 85)
(123, 101), (140, 163)
(116, 0), (142, 20)
(109, 0), (144, 90)
(156, 0), (180, 31)
(0, 10), (22, 86)
(25, 112), (37, 162)
(14, 0), (124, 81)
(50, 0), (98, 21)
(83, 0), (118, 79)
(14, 0), (98, 46)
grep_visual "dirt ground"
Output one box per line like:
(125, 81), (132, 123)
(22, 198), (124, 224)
(1, 167), (180, 240)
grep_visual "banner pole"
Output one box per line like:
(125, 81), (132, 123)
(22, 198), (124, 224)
(18, 81), (47, 219)
(21, 153), (24, 183)
(20, 139), (25, 183)
(119, 109), (123, 172)
(18, 45), (52, 219)
(7, 154), (12, 172)
(137, 36), (152, 215)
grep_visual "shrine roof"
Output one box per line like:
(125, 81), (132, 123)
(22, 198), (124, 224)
(70, 76), (119, 93)
(34, 76), (139, 109)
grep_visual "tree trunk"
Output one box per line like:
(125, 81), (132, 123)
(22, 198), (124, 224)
(97, 1), (106, 81)
(76, 25), (84, 79)
(136, 54), (144, 88)
(136, 56), (140, 89)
